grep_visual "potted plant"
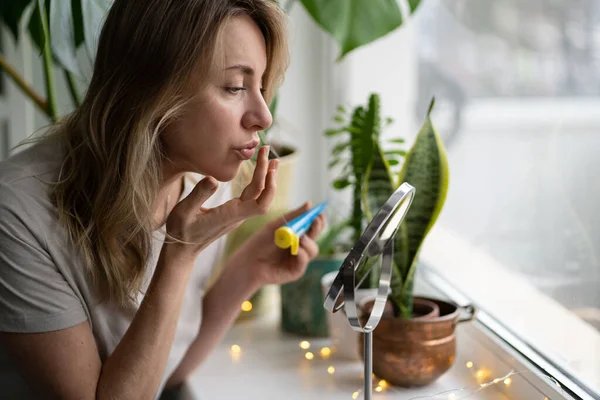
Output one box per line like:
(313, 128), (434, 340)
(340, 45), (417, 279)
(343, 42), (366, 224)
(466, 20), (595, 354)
(304, 93), (407, 358)
(353, 94), (477, 387)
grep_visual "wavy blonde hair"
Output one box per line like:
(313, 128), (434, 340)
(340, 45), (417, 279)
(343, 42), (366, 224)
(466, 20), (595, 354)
(44, 0), (288, 307)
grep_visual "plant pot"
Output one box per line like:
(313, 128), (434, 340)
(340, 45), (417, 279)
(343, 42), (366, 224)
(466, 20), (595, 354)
(280, 257), (343, 336)
(224, 147), (299, 321)
(320, 271), (389, 361)
(358, 297), (476, 387)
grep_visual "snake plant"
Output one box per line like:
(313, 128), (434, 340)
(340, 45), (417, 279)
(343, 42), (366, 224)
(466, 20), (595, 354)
(362, 98), (450, 319)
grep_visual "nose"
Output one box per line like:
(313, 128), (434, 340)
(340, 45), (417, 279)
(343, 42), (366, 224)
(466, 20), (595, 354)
(241, 92), (273, 132)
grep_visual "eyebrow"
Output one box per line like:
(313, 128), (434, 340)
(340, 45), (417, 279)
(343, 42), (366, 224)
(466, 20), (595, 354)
(225, 64), (255, 76)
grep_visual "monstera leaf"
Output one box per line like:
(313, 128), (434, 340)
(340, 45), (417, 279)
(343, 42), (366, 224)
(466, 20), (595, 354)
(299, 0), (423, 58)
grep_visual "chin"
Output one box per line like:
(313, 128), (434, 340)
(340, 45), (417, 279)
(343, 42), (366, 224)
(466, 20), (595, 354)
(207, 165), (240, 183)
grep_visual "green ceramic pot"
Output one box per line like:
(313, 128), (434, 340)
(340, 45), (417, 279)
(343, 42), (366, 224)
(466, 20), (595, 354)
(280, 257), (344, 337)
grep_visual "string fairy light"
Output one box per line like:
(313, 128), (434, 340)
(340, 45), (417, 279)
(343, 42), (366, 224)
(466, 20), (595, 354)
(299, 340), (310, 350)
(240, 301), (253, 312)
(320, 347), (331, 358)
(294, 340), (563, 399)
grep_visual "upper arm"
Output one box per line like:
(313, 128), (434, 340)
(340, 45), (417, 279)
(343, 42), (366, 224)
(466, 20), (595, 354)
(0, 184), (98, 398)
(0, 321), (102, 399)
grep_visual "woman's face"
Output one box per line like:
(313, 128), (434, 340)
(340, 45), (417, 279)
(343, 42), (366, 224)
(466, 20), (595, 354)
(162, 14), (272, 182)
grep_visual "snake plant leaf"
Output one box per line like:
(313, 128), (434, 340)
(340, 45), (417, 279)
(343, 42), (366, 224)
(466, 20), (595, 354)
(393, 99), (450, 318)
(0, 0), (33, 42)
(50, 0), (80, 75)
(360, 142), (403, 289)
(299, 0), (403, 59)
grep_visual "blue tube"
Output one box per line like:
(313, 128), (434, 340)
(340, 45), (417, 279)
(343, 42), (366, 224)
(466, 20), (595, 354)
(274, 201), (328, 255)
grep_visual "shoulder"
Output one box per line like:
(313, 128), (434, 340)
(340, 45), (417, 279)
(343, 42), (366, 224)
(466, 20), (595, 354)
(0, 140), (63, 204)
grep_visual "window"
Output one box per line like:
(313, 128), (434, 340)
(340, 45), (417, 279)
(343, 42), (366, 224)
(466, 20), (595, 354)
(412, 0), (600, 397)
(330, 0), (600, 397)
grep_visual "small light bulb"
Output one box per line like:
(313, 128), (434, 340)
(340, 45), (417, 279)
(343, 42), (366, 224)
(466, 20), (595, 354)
(327, 366), (335, 374)
(241, 301), (253, 312)
(466, 361), (473, 368)
(375, 386), (383, 392)
(504, 378), (512, 386)
(305, 352), (314, 360)
(378, 379), (388, 388)
(320, 347), (331, 358)
(476, 370), (484, 378)
(352, 391), (360, 399)
(299, 341), (310, 350)
(448, 394), (457, 400)
(230, 345), (241, 353)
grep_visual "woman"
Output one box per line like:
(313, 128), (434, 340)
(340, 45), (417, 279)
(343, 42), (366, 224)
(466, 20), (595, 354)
(0, 0), (325, 398)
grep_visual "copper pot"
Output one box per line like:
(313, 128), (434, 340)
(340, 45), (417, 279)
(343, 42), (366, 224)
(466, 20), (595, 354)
(359, 297), (476, 387)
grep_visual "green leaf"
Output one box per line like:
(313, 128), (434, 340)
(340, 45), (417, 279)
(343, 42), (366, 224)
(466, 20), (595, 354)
(328, 158), (342, 169)
(331, 141), (349, 156)
(336, 105), (346, 114)
(81, 0), (112, 58)
(27, 0), (45, 53)
(50, 0), (80, 74)
(389, 138), (405, 144)
(361, 141), (405, 297)
(299, 0), (403, 58)
(392, 103), (450, 318)
(333, 115), (345, 123)
(387, 159), (399, 166)
(324, 128), (345, 137)
(332, 178), (351, 189)
(384, 150), (406, 156)
(72, 0), (84, 46)
(0, 0), (33, 42)
(408, 0), (423, 13)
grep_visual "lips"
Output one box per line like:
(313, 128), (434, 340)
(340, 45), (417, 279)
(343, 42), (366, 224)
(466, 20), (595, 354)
(234, 138), (260, 160)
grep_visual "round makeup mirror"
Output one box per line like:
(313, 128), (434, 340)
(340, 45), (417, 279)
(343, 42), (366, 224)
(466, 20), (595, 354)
(323, 182), (416, 327)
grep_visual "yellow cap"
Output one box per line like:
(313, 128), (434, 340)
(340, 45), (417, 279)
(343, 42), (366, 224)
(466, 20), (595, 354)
(274, 226), (300, 255)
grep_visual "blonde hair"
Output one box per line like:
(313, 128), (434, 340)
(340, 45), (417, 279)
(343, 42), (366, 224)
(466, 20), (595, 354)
(45, 0), (289, 307)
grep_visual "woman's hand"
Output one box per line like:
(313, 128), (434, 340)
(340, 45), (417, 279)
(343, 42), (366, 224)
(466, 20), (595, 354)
(229, 203), (327, 286)
(166, 146), (278, 259)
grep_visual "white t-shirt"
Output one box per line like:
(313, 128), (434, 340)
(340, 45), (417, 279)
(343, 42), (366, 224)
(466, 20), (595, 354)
(0, 139), (231, 398)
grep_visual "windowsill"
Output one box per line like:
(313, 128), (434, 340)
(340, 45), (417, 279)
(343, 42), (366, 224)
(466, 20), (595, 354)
(181, 282), (577, 399)
(420, 225), (600, 399)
